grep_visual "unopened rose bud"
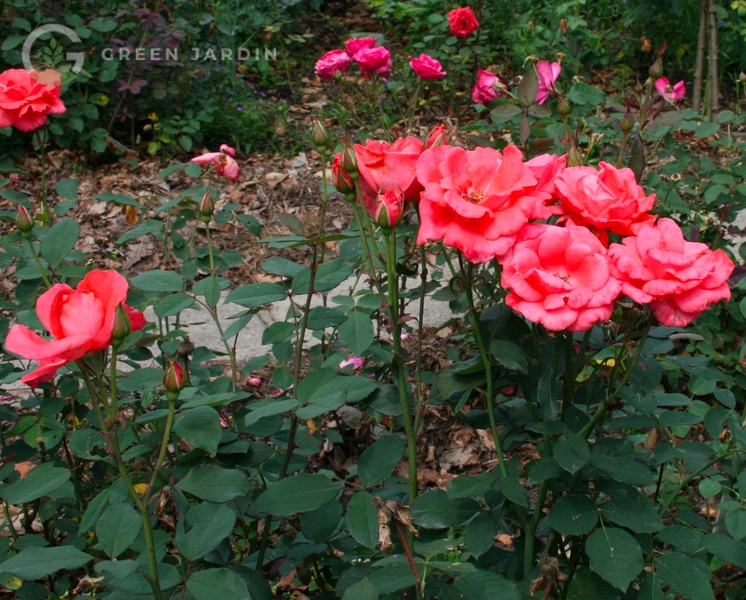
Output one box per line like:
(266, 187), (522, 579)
(425, 124), (445, 148)
(342, 144), (358, 176)
(740, 71), (746, 84)
(199, 191), (214, 220)
(557, 98), (571, 116)
(311, 119), (330, 149)
(163, 360), (185, 401)
(332, 153), (356, 200)
(375, 189), (403, 229)
(649, 58), (663, 79)
(111, 304), (131, 348)
(16, 206), (34, 238)
(620, 112), (635, 133)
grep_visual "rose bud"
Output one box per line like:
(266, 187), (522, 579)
(16, 206), (34, 238)
(311, 119), (330, 149)
(199, 190), (214, 221)
(111, 303), (132, 349)
(163, 360), (185, 401)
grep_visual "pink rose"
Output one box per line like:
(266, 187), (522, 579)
(555, 162), (656, 236)
(191, 144), (240, 181)
(409, 54), (446, 80)
(5, 270), (146, 386)
(354, 46), (392, 78)
(501, 223), (622, 331)
(471, 69), (503, 104)
(0, 68), (66, 132)
(315, 49), (352, 80)
(536, 61), (561, 105)
(608, 218), (734, 326)
(447, 6), (479, 38)
(655, 77), (685, 103)
(416, 144), (546, 263)
(345, 37), (377, 57)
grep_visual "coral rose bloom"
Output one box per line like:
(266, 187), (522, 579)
(354, 136), (424, 213)
(409, 54), (446, 80)
(416, 145), (546, 263)
(315, 49), (352, 80)
(501, 224), (622, 332)
(0, 68), (66, 132)
(555, 162), (656, 236)
(608, 218), (734, 326)
(5, 270), (146, 386)
(447, 6), (479, 37)
(472, 69), (503, 104)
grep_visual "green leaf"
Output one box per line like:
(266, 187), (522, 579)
(262, 321), (295, 345)
(292, 258), (354, 294)
(306, 307), (348, 330)
(300, 500), (342, 543)
(174, 502), (236, 560)
(498, 477), (529, 507)
(155, 293), (195, 317)
(600, 497), (662, 533)
(453, 570), (520, 600)
(78, 487), (110, 534)
(587, 527), (643, 591)
(637, 571), (666, 600)
(411, 489), (479, 529)
(174, 406), (222, 455)
(448, 472), (496, 499)
(244, 399), (301, 427)
(130, 270), (185, 292)
(55, 178), (78, 200)
(96, 503), (142, 558)
(517, 69), (538, 106)
(225, 282), (286, 308)
(704, 533), (746, 569)
(0, 546), (92, 579)
(726, 507), (746, 540)
(656, 552), (714, 600)
(40, 219), (79, 269)
(252, 473), (341, 516)
(338, 310), (374, 355)
(544, 494), (598, 536)
(465, 512), (496, 558)
(489, 340), (527, 373)
(358, 435), (405, 489)
(342, 577), (378, 600)
(176, 464), (252, 502)
(567, 82), (606, 106)
(590, 453), (652, 486)
(346, 491), (379, 548)
(203, 275), (221, 308)
(566, 568), (619, 600)
(186, 568), (250, 600)
(554, 431), (589, 475)
(2, 466), (70, 504)
(94, 192), (140, 207)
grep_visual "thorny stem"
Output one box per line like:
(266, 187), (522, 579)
(385, 229), (418, 504)
(205, 222), (216, 273)
(144, 396), (176, 507)
(79, 358), (164, 599)
(25, 237), (51, 288)
(524, 435), (551, 579)
(462, 258), (507, 478)
(413, 246), (428, 435)
(579, 316), (653, 438)
(256, 150), (331, 570)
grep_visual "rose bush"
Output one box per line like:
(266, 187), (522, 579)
(0, 68), (66, 132)
(5, 270), (145, 386)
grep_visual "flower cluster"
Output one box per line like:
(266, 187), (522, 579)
(473, 60), (561, 106)
(335, 133), (734, 332)
(315, 37), (392, 80)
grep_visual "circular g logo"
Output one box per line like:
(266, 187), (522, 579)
(22, 24), (85, 74)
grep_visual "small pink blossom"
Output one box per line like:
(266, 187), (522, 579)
(340, 356), (365, 370)
(536, 61), (561, 105)
(655, 77), (685, 103)
(345, 37), (377, 56)
(472, 69), (504, 104)
(191, 144), (240, 181)
(246, 376), (262, 387)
